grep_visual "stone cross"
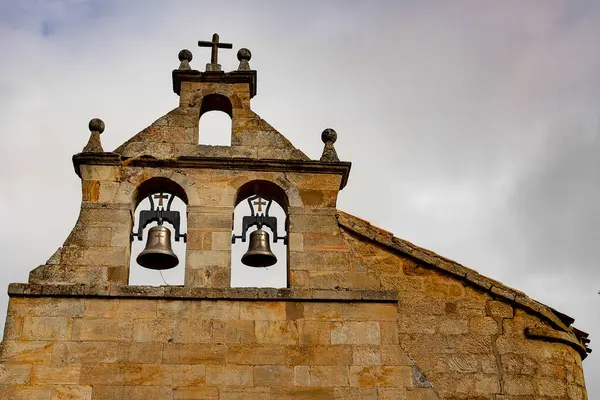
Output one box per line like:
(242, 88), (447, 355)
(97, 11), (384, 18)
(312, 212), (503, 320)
(197, 33), (233, 71)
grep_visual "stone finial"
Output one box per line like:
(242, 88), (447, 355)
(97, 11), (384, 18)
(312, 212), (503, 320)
(320, 128), (339, 162)
(237, 48), (252, 71)
(83, 118), (105, 153)
(178, 49), (193, 70)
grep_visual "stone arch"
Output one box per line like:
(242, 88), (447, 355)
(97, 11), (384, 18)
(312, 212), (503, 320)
(232, 177), (301, 208)
(135, 177), (188, 208)
(231, 179), (289, 288)
(235, 179), (289, 210)
(120, 170), (200, 208)
(129, 176), (189, 285)
(199, 93), (233, 118)
(198, 94), (233, 146)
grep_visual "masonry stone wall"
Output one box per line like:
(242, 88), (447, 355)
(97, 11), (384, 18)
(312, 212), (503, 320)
(1, 291), (442, 399)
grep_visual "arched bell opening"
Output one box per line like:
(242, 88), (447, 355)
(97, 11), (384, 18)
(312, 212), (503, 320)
(231, 180), (289, 288)
(129, 177), (188, 286)
(198, 93), (233, 146)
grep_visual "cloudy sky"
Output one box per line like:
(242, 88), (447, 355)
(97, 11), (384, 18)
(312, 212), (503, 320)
(0, 0), (599, 394)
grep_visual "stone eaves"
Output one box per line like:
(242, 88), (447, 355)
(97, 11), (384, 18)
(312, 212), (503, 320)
(336, 210), (592, 359)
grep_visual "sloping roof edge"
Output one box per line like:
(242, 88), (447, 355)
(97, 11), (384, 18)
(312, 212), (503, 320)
(336, 210), (591, 359)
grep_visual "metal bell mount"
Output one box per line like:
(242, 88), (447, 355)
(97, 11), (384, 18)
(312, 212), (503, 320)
(132, 193), (187, 270)
(232, 195), (287, 268)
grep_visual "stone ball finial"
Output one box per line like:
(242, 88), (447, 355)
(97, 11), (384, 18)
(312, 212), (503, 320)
(320, 128), (340, 162)
(178, 49), (193, 62)
(237, 48), (252, 62)
(321, 128), (337, 144)
(89, 118), (105, 134)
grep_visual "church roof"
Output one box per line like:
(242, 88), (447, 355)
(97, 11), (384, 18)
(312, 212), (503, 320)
(336, 210), (591, 359)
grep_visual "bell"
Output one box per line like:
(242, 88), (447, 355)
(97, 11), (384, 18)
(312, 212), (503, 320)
(241, 228), (277, 267)
(136, 225), (179, 270)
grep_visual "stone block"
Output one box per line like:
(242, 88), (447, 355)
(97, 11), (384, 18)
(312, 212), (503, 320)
(196, 300), (241, 319)
(205, 365), (253, 386)
(334, 387), (379, 399)
(349, 366), (412, 387)
(93, 386), (173, 400)
(187, 212), (233, 231)
(0, 364), (31, 384)
(22, 316), (72, 341)
(60, 245), (128, 267)
(0, 341), (53, 363)
(157, 300), (191, 318)
(227, 345), (285, 365)
(255, 320), (299, 344)
(83, 299), (118, 318)
(118, 299), (157, 318)
(537, 378), (566, 397)
(77, 207), (132, 227)
(31, 364), (80, 385)
(437, 318), (469, 335)
(79, 364), (143, 385)
(304, 303), (342, 321)
(468, 316), (499, 335)
(504, 376), (535, 395)
(173, 386), (219, 399)
(297, 320), (331, 345)
(65, 225), (112, 247)
(353, 346), (381, 365)
(290, 251), (353, 272)
(187, 250), (231, 268)
(310, 366), (350, 387)
(52, 341), (119, 364)
(289, 232), (304, 252)
(380, 322), (399, 345)
(270, 387), (334, 400)
(404, 388), (438, 400)
(381, 346), (411, 366)
(3, 315), (23, 340)
(289, 214), (340, 234)
(220, 387), (270, 400)
(163, 344), (226, 364)
(331, 322), (381, 345)
(0, 385), (52, 400)
(342, 303), (397, 321)
(51, 385), (93, 400)
(254, 365), (294, 386)
(185, 268), (230, 288)
(487, 300), (513, 319)
(240, 301), (286, 320)
(72, 318), (132, 341)
(213, 320), (255, 344)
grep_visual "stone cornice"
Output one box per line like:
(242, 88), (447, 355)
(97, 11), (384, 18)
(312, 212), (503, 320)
(172, 69), (257, 97)
(72, 153), (352, 189)
(526, 327), (591, 359)
(8, 283), (396, 303)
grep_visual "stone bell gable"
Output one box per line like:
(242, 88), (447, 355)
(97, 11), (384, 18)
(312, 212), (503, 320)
(0, 35), (591, 399)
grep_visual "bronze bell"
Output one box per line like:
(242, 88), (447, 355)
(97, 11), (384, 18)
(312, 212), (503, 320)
(137, 225), (179, 270)
(241, 228), (277, 267)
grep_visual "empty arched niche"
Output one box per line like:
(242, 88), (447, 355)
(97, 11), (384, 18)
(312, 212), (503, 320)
(198, 93), (233, 146)
(129, 177), (188, 286)
(231, 180), (289, 288)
